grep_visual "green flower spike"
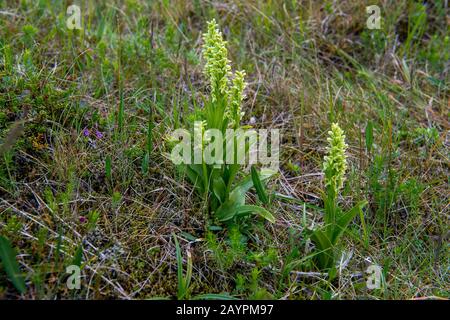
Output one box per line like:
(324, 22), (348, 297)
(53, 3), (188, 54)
(227, 70), (246, 128)
(202, 19), (231, 103)
(323, 122), (348, 192)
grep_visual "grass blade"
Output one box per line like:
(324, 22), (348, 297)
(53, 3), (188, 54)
(105, 155), (112, 181)
(365, 120), (373, 152)
(173, 233), (188, 299)
(193, 293), (238, 300)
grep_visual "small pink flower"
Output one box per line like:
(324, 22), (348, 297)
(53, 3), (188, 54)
(79, 216), (87, 223)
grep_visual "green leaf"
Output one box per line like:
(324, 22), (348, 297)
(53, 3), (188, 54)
(273, 192), (321, 211)
(0, 236), (26, 294)
(173, 233), (185, 299)
(332, 201), (367, 244)
(173, 233), (193, 300)
(236, 205), (275, 223)
(251, 166), (269, 204)
(215, 185), (247, 222)
(180, 232), (198, 242)
(215, 195), (240, 221)
(310, 229), (332, 253)
(236, 168), (277, 194)
(188, 164), (204, 180)
(183, 165), (204, 194)
(72, 244), (83, 267)
(212, 176), (226, 203)
(229, 187), (246, 207)
(309, 228), (333, 270)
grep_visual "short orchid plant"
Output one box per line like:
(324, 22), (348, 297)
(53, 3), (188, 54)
(308, 123), (367, 273)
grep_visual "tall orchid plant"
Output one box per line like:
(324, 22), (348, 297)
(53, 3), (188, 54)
(171, 20), (276, 225)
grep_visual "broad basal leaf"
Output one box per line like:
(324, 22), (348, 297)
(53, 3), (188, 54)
(212, 176), (226, 203)
(309, 228), (333, 270)
(236, 205), (275, 223)
(215, 187), (246, 221)
(331, 201), (367, 243)
(236, 168), (277, 194)
(251, 166), (269, 204)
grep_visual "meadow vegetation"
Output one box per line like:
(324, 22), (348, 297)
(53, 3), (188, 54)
(0, 0), (448, 299)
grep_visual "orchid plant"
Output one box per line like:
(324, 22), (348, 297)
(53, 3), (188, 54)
(170, 20), (276, 226)
(308, 123), (367, 273)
